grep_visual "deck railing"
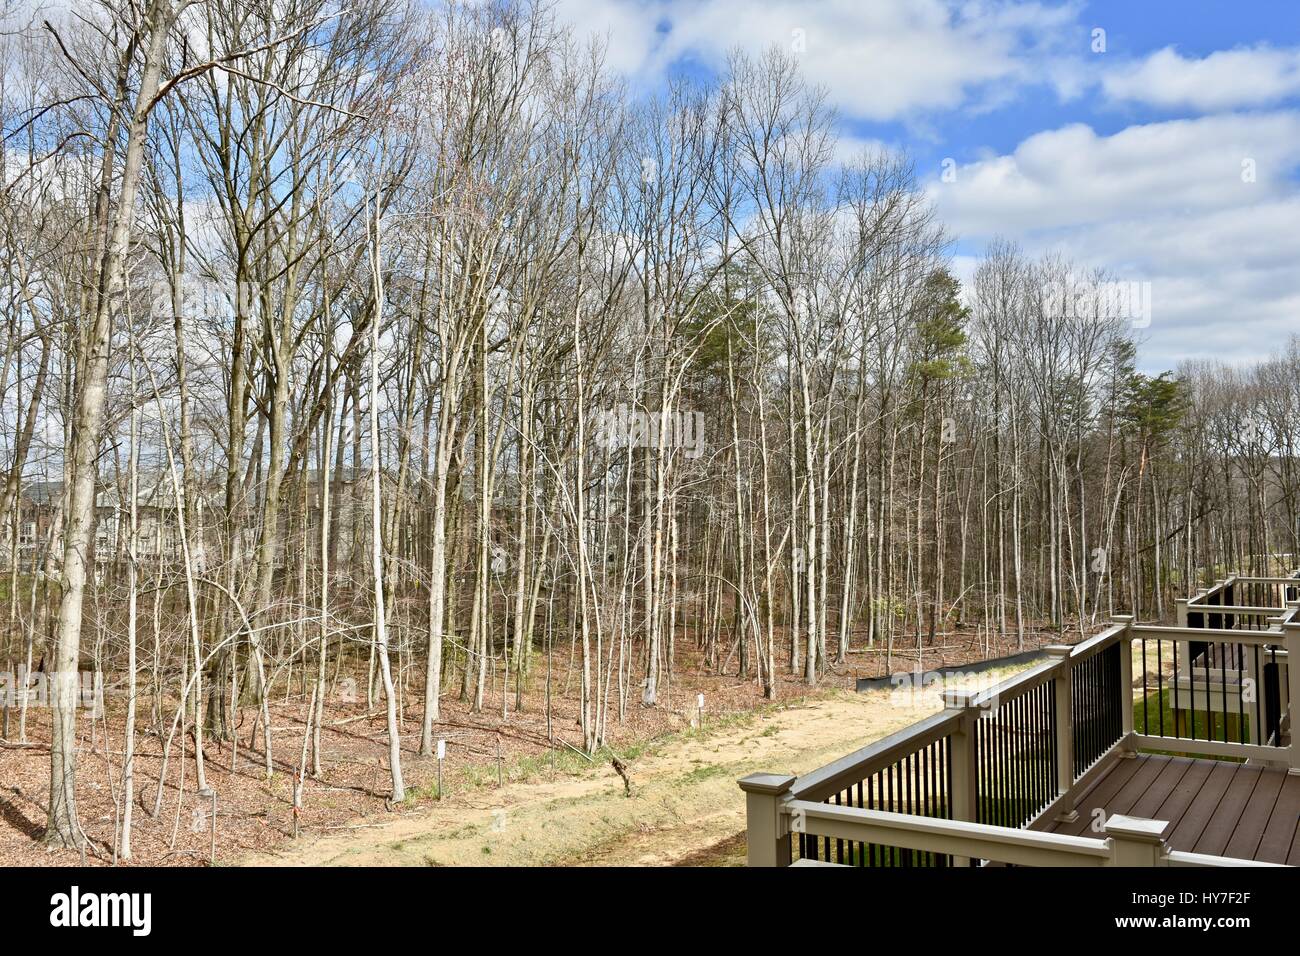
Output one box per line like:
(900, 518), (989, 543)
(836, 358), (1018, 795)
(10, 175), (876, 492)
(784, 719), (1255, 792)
(973, 669), (1057, 831)
(742, 575), (1297, 867)
(1150, 574), (1299, 750)
(781, 708), (962, 866)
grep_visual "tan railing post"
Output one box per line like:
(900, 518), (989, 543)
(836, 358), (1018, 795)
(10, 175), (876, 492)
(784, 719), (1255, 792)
(1285, 620), (1300, 773)
(941, 689), (980, 823)
(1112, 614), (1136, 753)
(738, 773), (796, 866)
(1044, 645), (1076, 819)
(1175, 598), (1188, 628)
(941, 689), (980, 865)
(1104, 815), (1170, 866)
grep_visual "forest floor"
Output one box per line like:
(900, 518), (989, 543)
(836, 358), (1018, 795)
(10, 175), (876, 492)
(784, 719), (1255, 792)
(241, 665), (1029, 867)
(0, 623), (1057, 867)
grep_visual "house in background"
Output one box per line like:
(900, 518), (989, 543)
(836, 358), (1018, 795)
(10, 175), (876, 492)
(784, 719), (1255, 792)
(3, 478), (187, 572)
(2, 467), (392, 577)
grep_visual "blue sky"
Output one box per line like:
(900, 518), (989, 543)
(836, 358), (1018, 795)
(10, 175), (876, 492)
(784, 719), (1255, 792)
(554, 0), (1300, 371)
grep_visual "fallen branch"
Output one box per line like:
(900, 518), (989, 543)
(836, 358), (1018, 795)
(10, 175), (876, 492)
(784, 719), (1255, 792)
(560, 740), (594, 762)
(611, 755), (632, 797)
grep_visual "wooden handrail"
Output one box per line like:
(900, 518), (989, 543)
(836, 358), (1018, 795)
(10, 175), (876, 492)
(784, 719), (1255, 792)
(788, 708), (960, 802)
(967, 657), (1059, 709)
(782, 801), (1288, 868)
(1180, 604), (1285, 615)
(786, 800), (1112, 867)
(1068, 622), (1127, 660)
(1131, 624), (1283, 645)
(1212, 575), (1300, 586)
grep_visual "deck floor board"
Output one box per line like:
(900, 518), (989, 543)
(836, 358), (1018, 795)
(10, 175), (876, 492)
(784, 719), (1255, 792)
(1194, 764), (1262, 857)
(1045, 753), (1295, 863)
(1051, 753), (1149, 836)
(1150, 757), (1215, 827)
(1165, 760), (1238, 850)
(1249, 772), (1299, 864)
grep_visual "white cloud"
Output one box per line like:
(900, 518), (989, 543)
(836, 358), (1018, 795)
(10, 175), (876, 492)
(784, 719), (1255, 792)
(555, 0), (1080, 121)
(1103, 45), (1300, 112)
(550, 3), (1300, 369)
(555, 0), (666, 77)
(928, 113), (1300, 369)
(929, 112), (1300, 234)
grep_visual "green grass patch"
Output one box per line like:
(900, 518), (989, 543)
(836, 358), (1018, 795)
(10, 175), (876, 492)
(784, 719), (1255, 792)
(403, 781), (442, 803)
(1133, 688), (1250, 761)
(680, 763), (727, 784)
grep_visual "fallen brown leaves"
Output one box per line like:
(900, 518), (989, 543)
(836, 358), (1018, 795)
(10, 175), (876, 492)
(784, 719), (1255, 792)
(0, 624), (1062, 866)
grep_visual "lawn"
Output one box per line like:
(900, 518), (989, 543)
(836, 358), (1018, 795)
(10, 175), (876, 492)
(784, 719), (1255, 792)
(1132, 687), (1251, 759)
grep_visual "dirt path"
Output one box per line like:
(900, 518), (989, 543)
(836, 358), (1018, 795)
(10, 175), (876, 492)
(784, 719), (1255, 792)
(241, 674), (1017, 867)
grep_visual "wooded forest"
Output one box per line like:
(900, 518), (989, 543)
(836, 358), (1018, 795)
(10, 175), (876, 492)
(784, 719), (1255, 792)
(2, 0), (1298, 856)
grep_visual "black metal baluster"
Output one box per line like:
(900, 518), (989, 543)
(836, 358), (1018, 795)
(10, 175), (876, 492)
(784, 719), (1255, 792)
(907, 753), (917, 866)
(1088, 653), (1098, 767)
(1253, 645), (1261, 746)
(1046, 681), (1055, 808)
(988, 707), (999, 827)
(997, 705), (1008, 827)
(866, 773), (876, 866)
(1038, 683), (1048, 816)
(1110, 646), (1119, 747)
(1172, 639), (1181, 738)
(1156, 638), (1164, 737)
(856, 779), (865, 867)
(1201, 630), (1212, 740)
(922, 743), (933, 866)
(1237, 643), (1246, 745)
(1013, 695), (1023, 824)
(834, 789), (843, 864)
(887, 762), (896, 867)
(1032, 685), (1041, 818)
(1141, 636), (1149, 734)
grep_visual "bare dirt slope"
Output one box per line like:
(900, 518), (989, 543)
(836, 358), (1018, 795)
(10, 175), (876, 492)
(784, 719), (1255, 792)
(242, 671), (1020, 867)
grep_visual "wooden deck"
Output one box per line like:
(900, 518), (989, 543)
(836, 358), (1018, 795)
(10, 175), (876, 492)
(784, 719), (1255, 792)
(1044, 753), (1300, 864)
